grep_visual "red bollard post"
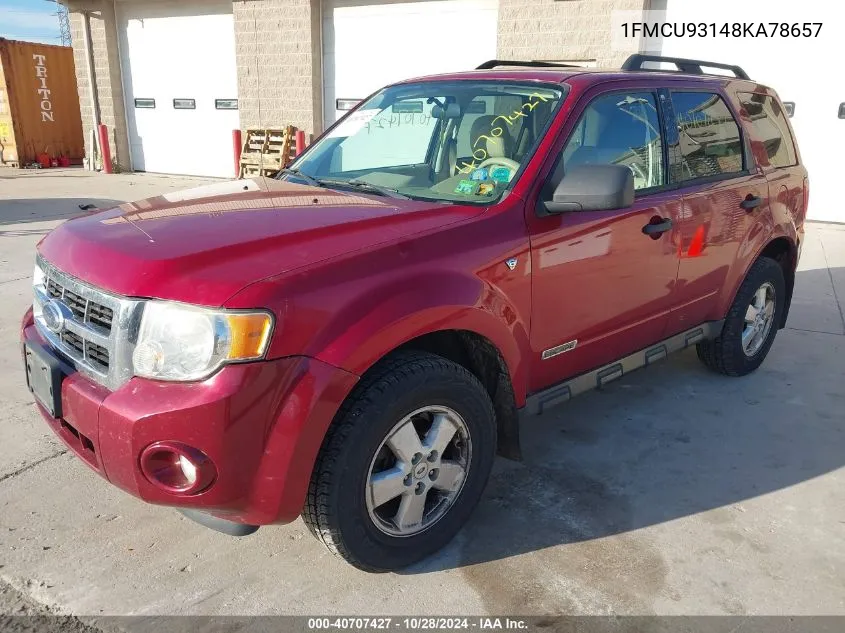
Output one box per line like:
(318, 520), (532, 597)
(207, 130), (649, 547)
(295, 130), (306, 157)
(232, 129), (242, 178)
(97, 124), (112, 174)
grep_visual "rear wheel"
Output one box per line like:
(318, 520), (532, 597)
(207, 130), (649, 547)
(303, 351), (496, 572)
(697, 257), (785, 376)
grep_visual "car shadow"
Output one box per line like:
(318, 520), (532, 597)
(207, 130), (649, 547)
(403, 265), (845, 573)
(0, 198), (124, 227)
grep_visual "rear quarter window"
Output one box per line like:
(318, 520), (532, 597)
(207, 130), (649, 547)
(669, 91), (744, 183)
(738, 92), (797, 168)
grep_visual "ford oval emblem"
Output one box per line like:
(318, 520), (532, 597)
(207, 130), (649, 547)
(42, 299), (72, 334)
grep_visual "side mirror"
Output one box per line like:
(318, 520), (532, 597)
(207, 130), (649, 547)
(540, 164), (635, 215)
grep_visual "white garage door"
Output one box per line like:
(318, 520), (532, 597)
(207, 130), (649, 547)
(323, 0), (499, 127)
(117, 0), (239, 177)
(653, 0), (844, 223)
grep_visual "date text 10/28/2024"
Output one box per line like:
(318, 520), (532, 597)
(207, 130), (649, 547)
(307, 617), (529, 630)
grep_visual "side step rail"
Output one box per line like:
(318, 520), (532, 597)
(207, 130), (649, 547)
(524, 321), (724, 416)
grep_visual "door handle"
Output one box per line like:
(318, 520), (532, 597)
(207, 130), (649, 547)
(741, 195), (762, 211)
(642, 217), (673, 237)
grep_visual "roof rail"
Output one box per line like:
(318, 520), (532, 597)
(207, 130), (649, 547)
(621, 54), (750, 80)
(476, 60), (581, 70)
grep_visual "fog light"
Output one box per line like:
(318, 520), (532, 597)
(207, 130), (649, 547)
(178, 455), (198, 486)
(139, 442), (216, 495)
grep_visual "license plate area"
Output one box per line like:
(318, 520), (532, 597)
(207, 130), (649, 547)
(25, 342), (66, 418)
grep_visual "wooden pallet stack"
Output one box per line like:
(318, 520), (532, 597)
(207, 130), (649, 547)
(238, 126), (297, 178)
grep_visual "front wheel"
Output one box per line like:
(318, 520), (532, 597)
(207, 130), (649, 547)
(697, 256), (786, 376)
(303, 351), (496, 572)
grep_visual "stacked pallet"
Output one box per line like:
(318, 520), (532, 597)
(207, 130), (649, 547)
(238, 126), (297, 178)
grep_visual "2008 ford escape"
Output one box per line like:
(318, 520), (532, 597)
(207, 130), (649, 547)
(21, 55), (808, 571)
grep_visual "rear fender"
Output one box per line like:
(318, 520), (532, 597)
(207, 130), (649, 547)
(718, 203), (797, 320)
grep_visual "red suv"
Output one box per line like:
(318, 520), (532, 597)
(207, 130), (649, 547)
(22, 55), (807, 571)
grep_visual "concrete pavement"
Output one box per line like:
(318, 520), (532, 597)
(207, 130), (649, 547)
(0, 169), (843, 618)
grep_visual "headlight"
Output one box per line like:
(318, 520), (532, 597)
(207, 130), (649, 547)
(33, 262), (46, 289)
(33, 261), (46, 318)
(131, 302), (273, 381)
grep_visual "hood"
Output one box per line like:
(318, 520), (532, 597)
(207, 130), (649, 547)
(37, 177), (483, 306)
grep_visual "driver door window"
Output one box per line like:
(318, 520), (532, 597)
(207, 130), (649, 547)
(562, 91), (665, 191)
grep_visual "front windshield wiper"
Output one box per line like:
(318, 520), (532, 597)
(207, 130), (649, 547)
(322, 178), (411, 200)
(277, 168), (324, 188)
(279, 169), (410, 200)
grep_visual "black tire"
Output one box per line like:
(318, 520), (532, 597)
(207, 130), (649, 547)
(696, 257), (785, 376)
(302, 351), (496, 572)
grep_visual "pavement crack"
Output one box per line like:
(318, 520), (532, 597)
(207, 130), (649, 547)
(0, 274), (29, 286)
(0, 579), (103, 632)
(785, 326), (845, 337)
(0, 450), (67, 485)
(818, 236), (845, 335)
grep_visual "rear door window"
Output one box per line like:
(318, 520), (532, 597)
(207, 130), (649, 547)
(669, 92), (744, 183)
(561, 91), (664, 191)
(738, 93), (797, 168)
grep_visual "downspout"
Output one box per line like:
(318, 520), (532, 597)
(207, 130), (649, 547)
(81, 11), (101, 170)
(316, 0), (325, 135)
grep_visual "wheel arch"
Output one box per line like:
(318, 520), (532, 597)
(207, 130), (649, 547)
(722, 230), (798, 330)
(758, 236), (798, 328)
(330, 325), (524, 461)
(393, 329), (522, 460)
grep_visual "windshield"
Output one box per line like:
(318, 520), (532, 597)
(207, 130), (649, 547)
(286, 81), (565, 203)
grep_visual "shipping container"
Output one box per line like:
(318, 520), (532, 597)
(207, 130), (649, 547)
(0, 38), (84, 167)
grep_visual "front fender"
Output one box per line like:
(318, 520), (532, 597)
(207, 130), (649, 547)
(306, 271), (531, 406)
(225, 204), (533, 405)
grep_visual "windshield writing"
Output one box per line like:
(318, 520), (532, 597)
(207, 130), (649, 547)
(289, 81), (564, 204)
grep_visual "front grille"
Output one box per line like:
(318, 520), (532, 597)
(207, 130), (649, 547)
(61, 330), (85, 356)
(47, 277), (114, 333)
(85, 340), (110, 370)
(63, 289), (87, 319)
(34, 256), (140, 391)
(47, 279), (62, 299)
(88, 303), (114, 330)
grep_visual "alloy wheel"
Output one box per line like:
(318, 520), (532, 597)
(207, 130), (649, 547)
(742, 281), (776, 357)
(365, 405), (471, 537)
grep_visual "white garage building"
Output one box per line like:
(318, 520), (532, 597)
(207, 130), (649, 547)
(62, 0), (840, 222)
(117, 1), (240, 177)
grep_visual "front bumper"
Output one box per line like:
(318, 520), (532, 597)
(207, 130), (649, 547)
(21, 308), (358, 526)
